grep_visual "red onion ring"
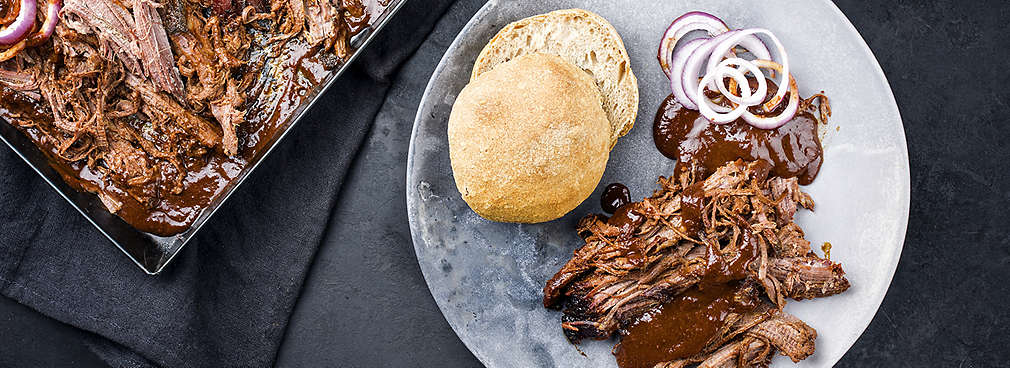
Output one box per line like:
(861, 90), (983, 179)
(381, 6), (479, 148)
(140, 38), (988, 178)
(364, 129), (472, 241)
(696, 62), (751, 123)
(707, 28), (790, 111)
(0, 0), (36, 46)
(657, 11), (728, 78)
(0, 38), (25, 61)
(732, 35), (772, 60)
(663, 11), (802, 130)
(25, 0), (60, 46)
(741, 59), (799, 129)
(704, 33), (771, 90)
(669, 38), (707, 110)
(679, 31), (735, 110)
(713, 57), (767, 107)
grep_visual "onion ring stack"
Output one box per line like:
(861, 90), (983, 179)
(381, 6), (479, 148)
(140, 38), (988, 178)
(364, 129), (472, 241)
(659, 12), (798, 129)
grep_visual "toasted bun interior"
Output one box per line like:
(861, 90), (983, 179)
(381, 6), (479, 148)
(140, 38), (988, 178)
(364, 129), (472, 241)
(471, 8), (639, 148)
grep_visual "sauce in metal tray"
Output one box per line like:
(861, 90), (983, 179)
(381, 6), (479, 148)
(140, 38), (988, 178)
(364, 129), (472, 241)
(0, 2), (389, 236)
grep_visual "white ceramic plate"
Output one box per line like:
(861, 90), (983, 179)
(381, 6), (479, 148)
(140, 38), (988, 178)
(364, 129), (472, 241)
(407, 0), (909, 367)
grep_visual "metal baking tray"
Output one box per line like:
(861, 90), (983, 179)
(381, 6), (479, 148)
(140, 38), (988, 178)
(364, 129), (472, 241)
(0, 0), (406, 275)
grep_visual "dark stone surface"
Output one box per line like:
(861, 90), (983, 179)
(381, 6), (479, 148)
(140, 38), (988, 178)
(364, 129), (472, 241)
(1, 0), (1008, 367)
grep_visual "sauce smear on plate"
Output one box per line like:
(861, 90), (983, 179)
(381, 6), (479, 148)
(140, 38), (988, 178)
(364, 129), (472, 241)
(615, 282), (760, 368)
(653, 93), (825, 185)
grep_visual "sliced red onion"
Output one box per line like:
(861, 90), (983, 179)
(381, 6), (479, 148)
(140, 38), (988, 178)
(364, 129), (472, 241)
(0, 0), (36, 46)
(742, 59), (799, 129)
(38, 0), (59, 39)
(669, 38), (707, 110)
(680, 31), (735, 110)
(0, 39), (25, 62)
(26, 0), (60, 46)
(657, 11), (728, 78)
(696, 63), (751, 123)
(704, 33), (771, 90)
(707, 28), (790, 111)
(734, 34), (771, 60)
(663, 12), (801, 130)
(714, 57), (767, 107)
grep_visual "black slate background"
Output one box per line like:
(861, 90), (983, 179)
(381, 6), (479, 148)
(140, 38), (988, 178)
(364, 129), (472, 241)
(2, 0), (1009, 367)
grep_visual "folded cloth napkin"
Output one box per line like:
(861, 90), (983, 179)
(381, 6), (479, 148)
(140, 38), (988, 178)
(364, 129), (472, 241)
(0, 1), (456, 366)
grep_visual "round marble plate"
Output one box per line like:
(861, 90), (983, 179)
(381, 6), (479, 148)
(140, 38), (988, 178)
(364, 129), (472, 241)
(406, 0), (909, 367)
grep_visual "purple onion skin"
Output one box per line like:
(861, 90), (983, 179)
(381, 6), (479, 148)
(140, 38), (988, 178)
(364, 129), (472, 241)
(680, 31), (736, 110)
(0, 0), (38, 46)
(669, 38), (707, 109)
(658, 11), (728, 77)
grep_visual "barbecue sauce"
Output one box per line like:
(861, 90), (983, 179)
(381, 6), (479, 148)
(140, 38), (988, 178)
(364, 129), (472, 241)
(1, 3), (387, 236)
(601, 183), (631, 214)
(653, 92), (824, 186)
(615, 282), (759, 368)
(345, 0), (392, 34)
(606, 204), (647, 267)
(679, 183), (705, 236)
(614, 188), (763, 367)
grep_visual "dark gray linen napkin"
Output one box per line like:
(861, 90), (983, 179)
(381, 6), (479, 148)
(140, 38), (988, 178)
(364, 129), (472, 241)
(0, 1), (455, 367)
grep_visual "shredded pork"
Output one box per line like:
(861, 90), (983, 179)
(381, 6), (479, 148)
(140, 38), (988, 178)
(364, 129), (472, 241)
(544, 160), (850, 366)
(0, 0), (366, 215)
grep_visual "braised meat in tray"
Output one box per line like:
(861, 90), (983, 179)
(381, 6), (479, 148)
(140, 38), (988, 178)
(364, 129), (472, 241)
(0, 0), (391, 235)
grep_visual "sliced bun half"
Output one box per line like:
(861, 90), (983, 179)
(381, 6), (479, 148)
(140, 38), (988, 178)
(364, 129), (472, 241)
(470, 8), (639, 147)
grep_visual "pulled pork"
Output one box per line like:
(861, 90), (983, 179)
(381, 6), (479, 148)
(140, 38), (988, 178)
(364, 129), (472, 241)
(654, 306), (819, 368)
(170, 4), (254, 155)
(271, 0), (352, 58)
(0, 0), (365, 221)
(544, 160), (850, 366)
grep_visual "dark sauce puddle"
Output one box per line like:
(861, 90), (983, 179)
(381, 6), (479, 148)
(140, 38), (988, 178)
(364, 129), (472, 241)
(608, 84), (828, 367)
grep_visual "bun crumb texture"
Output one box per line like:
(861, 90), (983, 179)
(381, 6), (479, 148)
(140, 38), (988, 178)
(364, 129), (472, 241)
(449, 53), (611, 223)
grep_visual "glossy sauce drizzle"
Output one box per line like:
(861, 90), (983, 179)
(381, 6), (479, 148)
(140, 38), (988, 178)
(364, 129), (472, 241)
(611, 83), (828, 366)
(605, 203), (647, 267)
(653, 91), (824, 185)
(601, 183), (631, 214)
(615, 282), (759, 368)
(614, 214), (763, 367)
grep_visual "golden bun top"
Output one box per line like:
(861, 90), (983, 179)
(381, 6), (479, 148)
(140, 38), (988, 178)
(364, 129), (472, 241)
(448, 53), (611, 223)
